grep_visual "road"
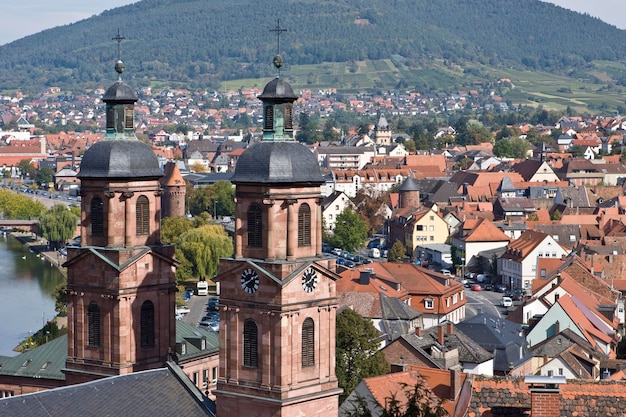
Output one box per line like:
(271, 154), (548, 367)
(464, 287), (509, 319)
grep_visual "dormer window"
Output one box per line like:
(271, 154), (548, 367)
(425, 298), (434, 309)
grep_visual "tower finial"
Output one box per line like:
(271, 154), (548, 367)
(112, 29), (126, 81)
(270, 19), (287, 77)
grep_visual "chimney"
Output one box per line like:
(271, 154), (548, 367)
(525, 375), (566, 417)
(415, 327), (422, 337)
(359, 270), (371, 285)
(450, 369), (462, 402)
(446, 321), (454, 335)
(437, 325), (445, 346)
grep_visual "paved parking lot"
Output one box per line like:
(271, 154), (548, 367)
(181, 294), (218, 327)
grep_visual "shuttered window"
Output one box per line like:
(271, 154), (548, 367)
(136, 196), (149, 235)
(106, 107), (115, 130)
(88, 302), (100, 347)
(243, 319), (258, 368)
(284, 104), (293, 130)
(124, 107), (134, 129)
(140, 301), (155, 347)
(247, 204), (262, 247)
(264, 105), (274, 130)
(91, 197), (104, 237)
(298, 203), (311, 247)
(302, 318), (314, 367)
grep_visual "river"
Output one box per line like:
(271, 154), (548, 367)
(0, 234), (65, 356)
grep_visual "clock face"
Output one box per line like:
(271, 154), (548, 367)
(302, 267), (318, 293)
(241, 268), (260, 294)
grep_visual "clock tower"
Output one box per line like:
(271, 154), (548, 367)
(214, 52), (341, 416)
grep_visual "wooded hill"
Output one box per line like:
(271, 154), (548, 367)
(2, 0), (626, 94)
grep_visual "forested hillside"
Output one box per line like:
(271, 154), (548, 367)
(1, 0), (626, 92)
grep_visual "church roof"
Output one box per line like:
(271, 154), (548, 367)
(78, 140), (162, 179)
(0, 363), (215, 417)
(231, 141), (324, 185)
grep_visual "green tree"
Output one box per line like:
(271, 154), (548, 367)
(551, 210), (562, 221)
(336, 308), (389, 403)
(388, 241), (406, 262)
(17, 159), (36, 179)
(161, 216), (194, 244)
(178, 224), (233, 280)
(39, 204), (79, 249)
(330, 208), (369, 252)
(35, 166), (56, 188)
(0, 189), (45, 219)
(187, 181), (235, 218)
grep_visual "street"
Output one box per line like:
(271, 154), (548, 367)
(464, 287), (509, 319)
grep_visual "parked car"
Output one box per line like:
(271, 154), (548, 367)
(471, 283), (482, 291)
(501, 296), (513, 307)
(494, 284), (507, 293)
(439, 269), (452, 277)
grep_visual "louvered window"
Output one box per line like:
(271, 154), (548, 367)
(106, 107), (115, 130)
(302, 318), (314, 367)
(91, 197), (104, 237)
(140, 301), (155, 347)
(136, 196), (149, 235)
(243, 319), (258, 368)
(264, 105), (274, 130)
(88, 302), (100, 347)
(284, 104), (293, 130)
(298, 203), (311, 247)
(247, 204), (262, 247)
(124, 107), (134, 129)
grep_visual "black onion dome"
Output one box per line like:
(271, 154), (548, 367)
(231, 142), (324, 185)
(258, 78), (298, 101)
(78, 140), (162, 179)
(103, 81), (137, 103)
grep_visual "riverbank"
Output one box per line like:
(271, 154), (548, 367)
(11, 232), (66, 270)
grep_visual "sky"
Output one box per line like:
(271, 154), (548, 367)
(1, 0), (626, 46)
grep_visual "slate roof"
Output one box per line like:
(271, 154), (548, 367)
(401, 324), (494, 366)
(456, 313), (530, 373)
(379, 293), (422, 342)
(0, 363), (215, 417)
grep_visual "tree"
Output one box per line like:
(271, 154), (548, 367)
(177, 224), (234, 280)
(330, 208), (369, 252)
(336, 308), (389, 403)
(388, 241), (406, 262)
(39, 204), (79, 249)
(161, 216), (194, 244)
(35, 166), (55, 188)
(187, 181), (235, 218)
(17, 159), (36, 179)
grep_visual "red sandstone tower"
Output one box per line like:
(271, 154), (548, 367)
(214, 50), (341, 416)
(161, 161), (187, 218)
(63, 57), (177, 385)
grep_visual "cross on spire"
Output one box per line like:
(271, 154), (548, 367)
(112, 28), (126, 61)
(270, 19), (287, 55)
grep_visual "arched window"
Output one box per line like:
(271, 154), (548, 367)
(136, 196), (150, 235)
(298, 203), (311, 247)
(302, 318), (314, 367)
(247, 204), (262, 247)
(91, 197), (104, 237)
(243, 319), (258, 368)
(88, 302), (100, 347)
(140, 301), (155, 347)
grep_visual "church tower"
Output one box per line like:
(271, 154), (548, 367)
(373, 113), (392, 146)
(63, 44), (177, 385)
(214, 36), (341, 416)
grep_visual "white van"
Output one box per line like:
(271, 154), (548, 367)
(501, 296), (513, 307)
(368, 248), (380, 258)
